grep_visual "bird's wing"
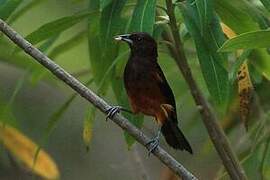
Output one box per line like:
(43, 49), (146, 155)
(152, 63), (178, 122)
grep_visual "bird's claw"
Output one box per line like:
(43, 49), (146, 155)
(106, 106), (122, 121)
(146, 137), (160, 156)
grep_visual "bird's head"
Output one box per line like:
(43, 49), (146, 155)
(114, 32), (157, 57)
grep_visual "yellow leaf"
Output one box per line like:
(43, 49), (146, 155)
(221, 23), (254, 129)
(83, 121), (92, 150)
(0, 123), (60, 179)
(83, 107), (95, 150)
(237, 63), (253, 129)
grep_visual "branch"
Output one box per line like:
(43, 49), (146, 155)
(0, 19), (197, 180)
(165, 1), (247, 179)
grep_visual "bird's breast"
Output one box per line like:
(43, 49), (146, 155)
(123, 58), (166, 116)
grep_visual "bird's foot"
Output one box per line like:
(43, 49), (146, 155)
(146, 137), (160, 156)
(106, 106), (121, 121)
(105, 106), (132, 121)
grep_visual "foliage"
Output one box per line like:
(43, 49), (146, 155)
(0, 0), (270, 179)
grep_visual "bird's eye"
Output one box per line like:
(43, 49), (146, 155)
(137, 37), (142, 41)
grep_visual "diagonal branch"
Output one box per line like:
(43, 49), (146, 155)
(0, 19), (197, 180)
(165, 0), (247, 179)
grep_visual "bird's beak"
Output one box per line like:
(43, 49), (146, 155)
(114, 34), (133, 45)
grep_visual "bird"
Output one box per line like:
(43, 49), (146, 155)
(107, 32), (192, 154)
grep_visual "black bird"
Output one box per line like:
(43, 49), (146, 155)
(109, 32), (192, 154)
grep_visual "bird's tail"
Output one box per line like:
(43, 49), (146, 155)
(161, 118), (193, 154)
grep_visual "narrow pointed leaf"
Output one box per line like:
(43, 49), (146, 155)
(0, 0), (22, 20)
(215, 0), (260, 34)
(26, 12), (96, 45)
(83, 106), (95, 150)
(179, 2), (229, 107)
(0, 123), (60, 180)
(8, 0), (44, 23)
(129, 0), (157, 34)
(215, 0), (270, 80)
(219, 30), (270, 52)
(260, 0), (270, 12)
(100, 0), (112, 9)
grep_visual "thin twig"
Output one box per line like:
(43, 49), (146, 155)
(0, 18), (197, 180)
(164, 1), (247, 179)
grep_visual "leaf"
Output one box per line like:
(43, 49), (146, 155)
(83, 106), (95, 150)
(242, 146), (262, 179)
(0, 71), (29, 127)
(88, 0), (126, 95)
(238, 63), (254, 129)
(229, 50), (251, 82)
(129, 0), (157, 34)
(88, 0), (126, 89)
(0, 0), (22, 21)
(88, 9), (103, 83)
(100, 0), (126, 50)
(215, 0), (260, 34)
(260, 138), (270, 179)
(0, 123), (59, 180)
(8, 0), (44, 23)
(219, 30), (270, 52)
(215, 0), (270, 80)
(260, 0), (270, 12)
(25, 12), (96, 45)
(100, 0), (112, 9)
(221, 23), (254, 129)
(38, 34), (60, 53)
(178, 2), (229, 108)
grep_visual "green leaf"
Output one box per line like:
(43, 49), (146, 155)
(0, 72), (27, 127)
(25, 11), (96, 45)
(215, 0), (259, 34)
(83, 106), (96, 150)
(8, 0), (44, 23)
(88, 0), (102, 83)
(90, 0), (126, 94)
(260, 138), (270, 179)
(219, 30), (270, 52)
(229, 50), (251, 82)
(179, 1), (229, 108)
(88, 0), (126, 89)
(100, 0), (112, 9)
(0, 0), (22, 21)
(260, 0), (270, 12)
(250, 49), (270, 80)
(242, 147), (262, 179)
(129, 0), (157, 34)
(215, 0), (270, 80)
(100, 0), (126, 50)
